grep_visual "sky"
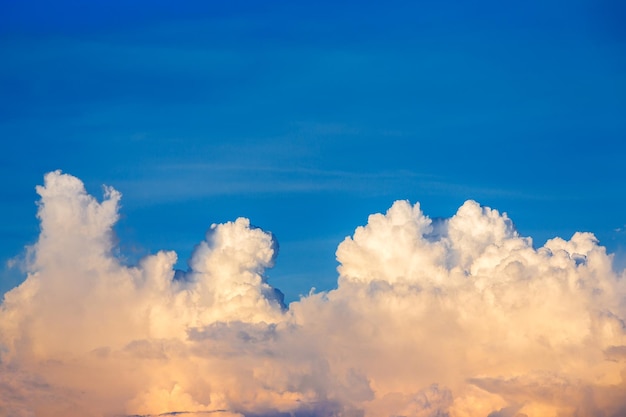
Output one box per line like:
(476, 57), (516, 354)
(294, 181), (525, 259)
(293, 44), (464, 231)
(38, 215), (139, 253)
(1, 1), (626, 416)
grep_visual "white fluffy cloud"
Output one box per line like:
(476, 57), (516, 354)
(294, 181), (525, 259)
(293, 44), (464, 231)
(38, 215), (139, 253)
(1, 171), (625, 417)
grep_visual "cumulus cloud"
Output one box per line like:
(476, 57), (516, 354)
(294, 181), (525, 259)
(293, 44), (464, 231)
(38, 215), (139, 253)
(1, 171), (625, 417)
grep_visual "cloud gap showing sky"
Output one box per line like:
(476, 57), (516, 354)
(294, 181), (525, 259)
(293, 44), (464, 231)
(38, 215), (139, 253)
(1, 171), (625, 417)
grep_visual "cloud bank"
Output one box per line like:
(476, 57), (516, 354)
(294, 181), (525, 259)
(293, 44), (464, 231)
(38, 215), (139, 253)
(1, 171), (625, 417)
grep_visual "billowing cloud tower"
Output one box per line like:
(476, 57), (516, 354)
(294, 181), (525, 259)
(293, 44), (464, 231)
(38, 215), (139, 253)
(1, 171), (625, 417)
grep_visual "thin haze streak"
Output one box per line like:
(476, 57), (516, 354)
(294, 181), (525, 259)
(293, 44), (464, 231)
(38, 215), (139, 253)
(115, 163), (550, 203)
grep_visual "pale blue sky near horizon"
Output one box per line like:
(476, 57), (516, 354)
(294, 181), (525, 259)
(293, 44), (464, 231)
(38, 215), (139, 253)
(1, 0), (625, 302)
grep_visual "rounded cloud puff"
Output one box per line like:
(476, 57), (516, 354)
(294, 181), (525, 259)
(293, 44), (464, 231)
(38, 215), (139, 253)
(1, 172), (625, 417)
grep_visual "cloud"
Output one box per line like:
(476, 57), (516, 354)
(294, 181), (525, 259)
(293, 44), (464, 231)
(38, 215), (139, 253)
(1, 171), (625, 417)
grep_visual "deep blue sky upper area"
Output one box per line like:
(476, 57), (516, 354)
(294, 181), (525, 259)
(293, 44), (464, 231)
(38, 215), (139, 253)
(1, 0), (625, 301)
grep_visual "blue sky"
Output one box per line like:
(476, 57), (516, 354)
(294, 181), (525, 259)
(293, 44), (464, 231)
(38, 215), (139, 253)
(1, 0), (625, 302)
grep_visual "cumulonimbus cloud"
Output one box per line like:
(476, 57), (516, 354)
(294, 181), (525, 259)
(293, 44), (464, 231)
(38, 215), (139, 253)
(1, 171), (625, 417)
